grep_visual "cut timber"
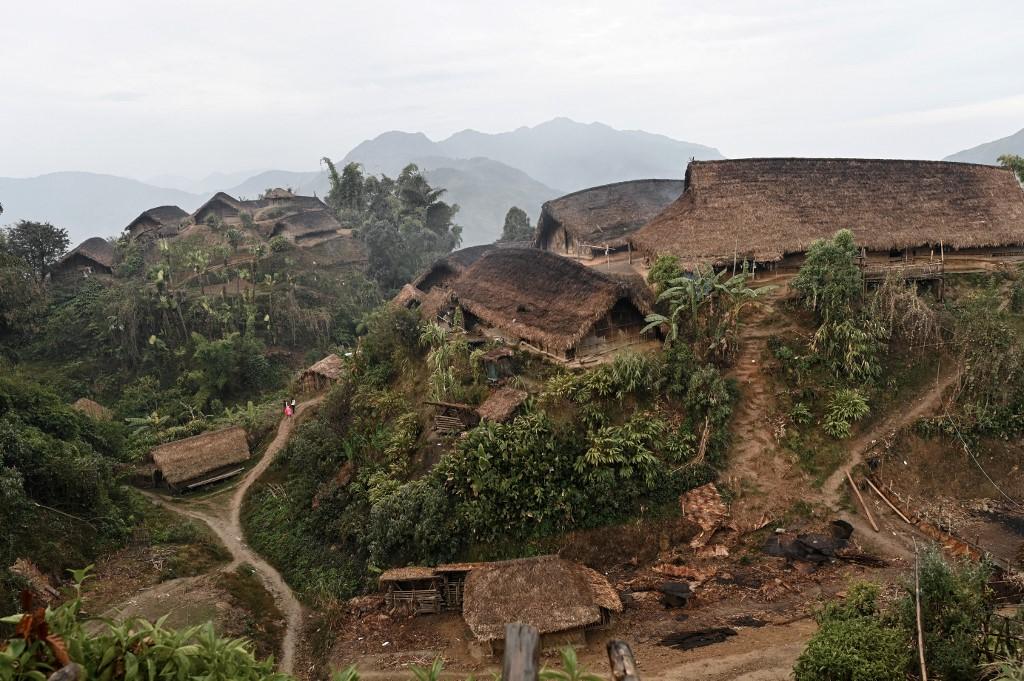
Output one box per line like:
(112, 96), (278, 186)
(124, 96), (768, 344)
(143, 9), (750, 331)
(865, 478), (913, 524)
(503, 623), (540, 681)
(846, 472), (879, 532)
(606, 641), (640, 681)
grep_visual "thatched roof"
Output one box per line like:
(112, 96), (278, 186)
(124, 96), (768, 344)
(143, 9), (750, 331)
(125, 205), (189, 236)
(59, 237), (115, 269)
(476, 387), (528, 423)
(450, 249), (653, 351)
(271, 209), (342, 238)
(150, 426), (250, 486)
(462, 556), (622, 642)
(378, 566), (438, 583)
(192, 192), (243, 221)
(412, 245), (497, 292)
(392, 284), (424, 308)
(264, 187), (296, 200)
(302, 354), (344, 380)
(631, 158), (1024, 266)
(536, 179), (685, 249)
(71, 397), (112, 421)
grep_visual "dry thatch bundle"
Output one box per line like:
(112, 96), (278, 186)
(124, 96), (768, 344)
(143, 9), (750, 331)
(58, 237), (116, 270)
(378, 566), (438, 583)
(150, 426), (250, 487)
(475, 387), (528, 423)
(450, 248), (653, 352)
(631, 159), (1024, 266)
(71, 397), (112, 421)
(536, 179), (685, 251)
(391, 283), (424, 308)
(462, 555), (622, 641)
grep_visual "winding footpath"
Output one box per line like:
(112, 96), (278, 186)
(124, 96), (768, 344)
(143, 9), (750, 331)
(144, 396), (324, 675)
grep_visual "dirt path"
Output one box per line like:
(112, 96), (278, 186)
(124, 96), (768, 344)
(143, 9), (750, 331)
(143, 396), (324, 676)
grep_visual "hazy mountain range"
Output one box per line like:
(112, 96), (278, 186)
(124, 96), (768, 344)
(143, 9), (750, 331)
(0, 119), (723, 247)
(944, 127), (1024, 165)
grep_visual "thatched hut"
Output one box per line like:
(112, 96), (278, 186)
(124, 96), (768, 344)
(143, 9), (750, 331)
(412, 244), (498, 293)
(630, 159), (1024, 274)
(379, 567), (444, 614)
(299, 354), (344, 392)
(71, 398), (112, 421)
(124, 205), (189, 241)
(476, 387), (528, 423)
(462, 556), (622, 652)
(52, 237), (115, 281)
(392, 284), (425, 309)
(269, 209), (342, 244)
(149, 426), (250, 492)
(535, 180), (685, 259)
(192, 192), (244, 224)
(449, 249), (655, 361)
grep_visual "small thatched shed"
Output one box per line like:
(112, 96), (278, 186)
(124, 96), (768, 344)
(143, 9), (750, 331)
(462, 556), (622, 650)
(299, 354), (344, 393)
(630, 158), (1024, 271)
(269, 209), (342, 243)
(476, 387), (528, 423)
(449, 248), (655, 361)
(264, 187), (296, 201)
(124, 205), (189, 241)
(192, 192), (244, 224)
(150, 426), (250, 492)
(52, 237), (116, 281)
(71, 398), (112, 421)
(536, 179), (685, 257)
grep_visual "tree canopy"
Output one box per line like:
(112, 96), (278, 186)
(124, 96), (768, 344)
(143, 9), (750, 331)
(498, 206), (533, 242)
(999, 154), (1024, 183)
(1, 220), (70, 282)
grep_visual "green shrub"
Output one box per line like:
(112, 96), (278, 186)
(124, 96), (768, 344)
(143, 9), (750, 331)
(824, 388), (870, 439)
(269, 235), (291, 253)
(793, 614), (910, 681)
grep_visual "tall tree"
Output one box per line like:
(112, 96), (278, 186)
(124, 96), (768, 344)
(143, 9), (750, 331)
(2, 220), (70, 282)
(498, 206), (533, 242)
(999, 154), (1024, 183)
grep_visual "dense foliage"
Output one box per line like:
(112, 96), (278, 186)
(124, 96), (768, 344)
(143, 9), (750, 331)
(0, 220), (69, 283)
(498, 206), (534, 242)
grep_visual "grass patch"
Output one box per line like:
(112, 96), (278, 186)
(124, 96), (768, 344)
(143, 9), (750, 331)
(785, 428), (846, 487)
(138, 497), (230, 579)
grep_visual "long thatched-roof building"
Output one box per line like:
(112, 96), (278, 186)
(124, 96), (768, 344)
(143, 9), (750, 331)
(535, 179), (685, 258)
(448, 248), (654, 361)
(150, 426), (250, 492)
(412, 244), (499, 293)
(630, 159), (1024, 272)
(462, 556), (622, 650)
(124, 205), (189, 242)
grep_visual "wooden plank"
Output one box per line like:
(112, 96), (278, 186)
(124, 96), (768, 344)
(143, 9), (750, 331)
(185, 467), (245, 490)
(503, 623), (540, 681)
(606, 640), (640, 681)
(846, 472), (879, 532)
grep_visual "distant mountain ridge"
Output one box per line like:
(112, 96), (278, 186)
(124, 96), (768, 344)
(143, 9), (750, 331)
(944, 127), (1024, 164)
(1, 118), (722, 247)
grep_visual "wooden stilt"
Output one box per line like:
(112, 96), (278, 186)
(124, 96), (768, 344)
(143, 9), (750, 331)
(846, 472), (879, 532)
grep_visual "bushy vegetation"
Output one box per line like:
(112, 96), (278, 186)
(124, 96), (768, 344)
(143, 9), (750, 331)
(794, 551), (997, 681)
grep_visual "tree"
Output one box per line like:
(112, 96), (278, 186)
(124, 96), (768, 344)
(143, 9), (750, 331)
(225, 228), (245, 253)
(498, 206), (533, 242)
(2, 220), (70, 282)
(791, 228), (862, 322)
(999, 154), (1024, 183)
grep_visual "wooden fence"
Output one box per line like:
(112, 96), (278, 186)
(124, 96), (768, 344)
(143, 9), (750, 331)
(502, 623), (639, 681)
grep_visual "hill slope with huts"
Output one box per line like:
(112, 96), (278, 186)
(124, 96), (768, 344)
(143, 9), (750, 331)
(3, 155), (1024, 681)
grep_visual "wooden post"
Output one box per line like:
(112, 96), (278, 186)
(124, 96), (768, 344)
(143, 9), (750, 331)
(607, 640), (641, 681)
(915, 546), (929, 681)
(503, 623), (540, 681)
(628, 241), (632, 265)
(846, 472), (879, 532)
(865, 478), (913, 524)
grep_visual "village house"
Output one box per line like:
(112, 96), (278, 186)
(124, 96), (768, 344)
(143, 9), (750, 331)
(629, 159), (1024, 280)
(298, 354), (345, 393)
(51, 237), (115, 282)
(190, 188), (347, 246)
(475, 386), (528, 423)
(411, 244), (499, 293)
(148, 425), (250, 492)
(534, 179), (685, 263)
(123, 205), (189, 242)
(446, 248), (655, 362)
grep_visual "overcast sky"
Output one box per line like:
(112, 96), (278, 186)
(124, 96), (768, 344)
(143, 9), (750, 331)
(2, 0), (1022, 180)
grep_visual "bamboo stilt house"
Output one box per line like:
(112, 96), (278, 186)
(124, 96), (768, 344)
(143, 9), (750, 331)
(51, 238), (115, 281)
(149, 426), (250, 492)
(535, 179), (685, 258)
(448, 248), (655, 361)
(630, 158), (1024, 273)
(462, 555), (622, 653)
(299, 354), (344, 392)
